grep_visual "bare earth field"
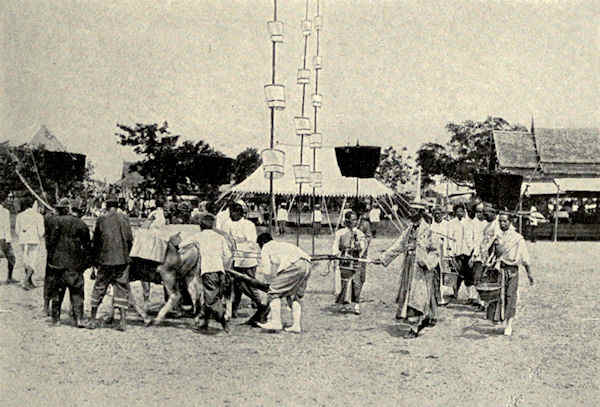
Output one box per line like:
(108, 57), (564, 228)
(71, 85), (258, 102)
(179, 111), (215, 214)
(1, 237), (598, 407)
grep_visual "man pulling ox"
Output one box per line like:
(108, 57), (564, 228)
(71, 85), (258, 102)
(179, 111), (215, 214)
(256, 233), (311, 333)
(223, 202), (268, 325)
(193, 213), (232, 334)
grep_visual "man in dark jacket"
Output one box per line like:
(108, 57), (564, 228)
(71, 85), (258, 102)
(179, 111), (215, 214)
(45, 198), (91, 327)
(88, 197), (134, 331)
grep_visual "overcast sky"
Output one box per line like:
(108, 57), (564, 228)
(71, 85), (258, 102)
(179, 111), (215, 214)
(2, 0), (598, 181)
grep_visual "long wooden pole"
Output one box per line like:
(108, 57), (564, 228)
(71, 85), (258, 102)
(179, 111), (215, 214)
(553, 186), (559, 242)
(268, 0), (278, 235)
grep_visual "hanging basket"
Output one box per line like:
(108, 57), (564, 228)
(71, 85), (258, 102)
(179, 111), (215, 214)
(313, 55), (323, 70)
(293, 164), (311, 184)
(297, 68), (311, 85)
(311, 171), (323, 188)
(314, 15), (323, 30)
(312, 93), (322, 108)
(267, 21), (284, 43)
(309, 132), (323, 149)
(261, 148), (285, 179)
(294, 116), (312, 136)
(264, 84), (286, 110)
(301, 19), (312, 36)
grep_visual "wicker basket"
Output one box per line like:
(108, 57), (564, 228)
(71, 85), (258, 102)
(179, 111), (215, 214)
(476, 283), (501, 302)
(442, 271), (459, 287)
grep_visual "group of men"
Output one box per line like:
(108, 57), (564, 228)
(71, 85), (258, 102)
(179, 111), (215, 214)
(2, 190), (534, 338)
(377, 201), (534, 338)
(328, 199), (534, 338)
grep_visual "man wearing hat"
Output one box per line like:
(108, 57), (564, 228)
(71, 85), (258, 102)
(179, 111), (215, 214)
(44, 198), (91, 327)
(88, 196), (134, 331)
(376, 201), (439, 338)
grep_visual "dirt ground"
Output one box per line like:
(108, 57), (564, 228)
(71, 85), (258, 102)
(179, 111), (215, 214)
(1, 237), (598, 407)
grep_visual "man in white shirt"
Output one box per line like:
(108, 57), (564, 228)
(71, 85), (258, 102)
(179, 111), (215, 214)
(16, 198), (45, 290)
(448, 203), (474, 301)
(368, 206), (381, 237)
(223, 202), (267, 325)
(276, 203), (288, 235)
(0, 197), (17, 284)
(467, 203), (488, 310)
(256, 233), (311, 333)
(193, 213), (232, 334)
(313, 204), (323, 235)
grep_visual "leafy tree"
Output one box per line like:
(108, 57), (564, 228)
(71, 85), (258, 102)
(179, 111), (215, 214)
(416, 116), (527, 186)
(116, 122), (228, 198)
(233, 147), (262, 184)
(375, 146), (413, 191)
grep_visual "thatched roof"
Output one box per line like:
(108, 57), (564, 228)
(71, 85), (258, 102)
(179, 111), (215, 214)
(493, 128), (600, 178)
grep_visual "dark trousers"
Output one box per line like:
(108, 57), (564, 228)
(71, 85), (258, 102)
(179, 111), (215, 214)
(47, 265), (84, 321)
(453, 254), (474, 296)
(0, 239), (16, 278)
(91, 264), (130, 310)
(487, 264), (519, 321)
(232, 266), (265, 312)
(231, 266), (268, 323)
(335, 267), (366, 304)
(202, 272), (226, 323)
(313, 222), (322, 235)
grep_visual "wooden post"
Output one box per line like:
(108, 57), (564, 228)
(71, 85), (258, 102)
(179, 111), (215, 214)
(553, 187), (559, 242)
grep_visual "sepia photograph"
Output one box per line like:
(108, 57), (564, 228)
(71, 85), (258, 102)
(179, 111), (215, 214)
(1, 0), (598, 406)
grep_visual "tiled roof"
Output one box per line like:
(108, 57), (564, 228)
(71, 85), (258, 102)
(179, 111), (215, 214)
(493, 131), (538, 170)
(494, 128), (600, 177)
(535, 128), (600, 163)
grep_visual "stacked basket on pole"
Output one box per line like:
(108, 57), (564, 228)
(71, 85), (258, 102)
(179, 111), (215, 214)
(292, 0), (313, 245)
(310, 0), (324, 254)
(262, 0), (286, 234)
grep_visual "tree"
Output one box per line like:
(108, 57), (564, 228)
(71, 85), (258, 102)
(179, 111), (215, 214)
(375, 146), (413, 191)
(233, 147), (262, 184)
(416, 116), (527, 186)
(116, 122), (228, 198)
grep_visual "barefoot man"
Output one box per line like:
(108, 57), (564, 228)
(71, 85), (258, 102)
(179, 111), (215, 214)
(486, 213), (534, 336)
(256, 233), (311, 333)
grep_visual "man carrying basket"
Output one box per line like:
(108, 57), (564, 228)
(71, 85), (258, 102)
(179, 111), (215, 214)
(485, 213), (534, 336)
